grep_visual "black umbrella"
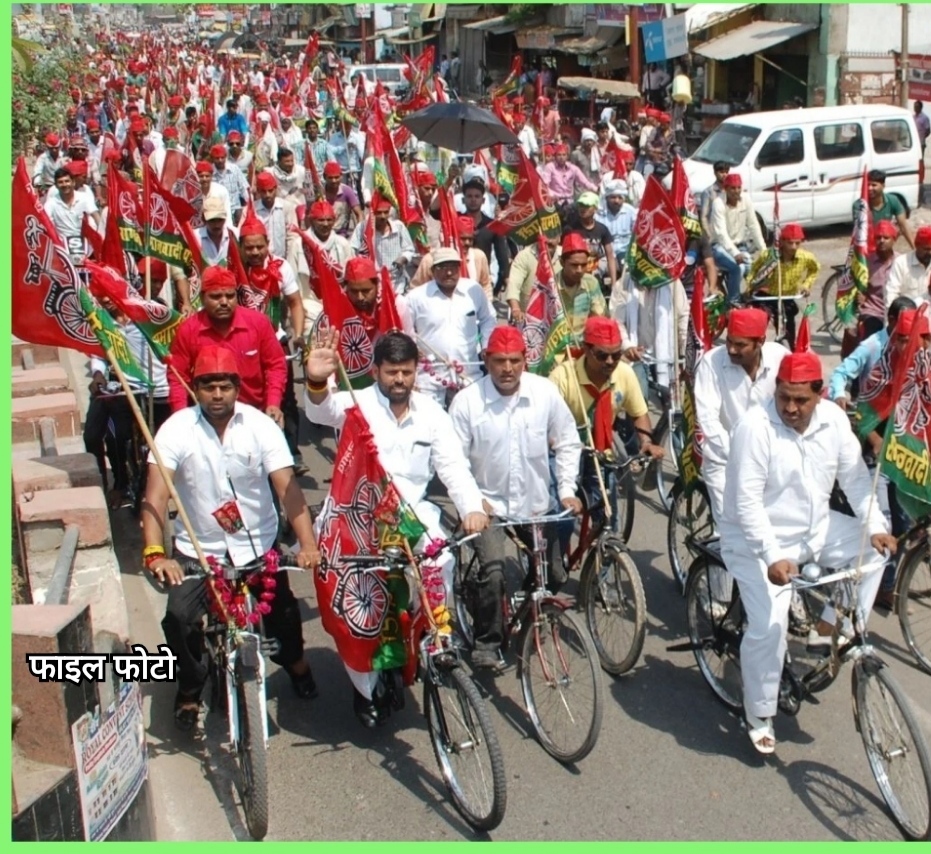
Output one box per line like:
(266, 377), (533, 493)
(399, 101), (520, 152)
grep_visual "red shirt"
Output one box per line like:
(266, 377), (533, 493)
(168, 306), (287, 412)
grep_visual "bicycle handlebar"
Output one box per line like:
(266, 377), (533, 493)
(491, 509), (575, 528)
(320, 531), (479, 572)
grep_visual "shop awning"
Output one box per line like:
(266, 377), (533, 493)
(685, 4), (756, 34)
(694, 19), (817, 61)
(516, 26), (583, 51)
(556, 26), (624, 56)
(385, 30), (440, 46)
(558, 77), (640, 100)
(378, 26), (410, 41)
(463, 15), (518, 36)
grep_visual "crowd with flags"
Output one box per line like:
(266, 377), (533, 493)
(11, 22), (931, 759)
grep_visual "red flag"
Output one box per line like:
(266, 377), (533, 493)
(225, 229), (249, 284)
(473, 149), (501, 196)
(300, 32), (320, 85)
(303, 131), (321, 197)
(532, 74), (545, 131)
(292, 226), (344, 297)
(378, 267), (403, 333)
(488, 149), (561, 244)
(795, 313), (812, 353)
(671, 155), (700, 238)
(82, 213), (104, 259)
(11, 158), (103, 356)
(436, 187), (469, 278)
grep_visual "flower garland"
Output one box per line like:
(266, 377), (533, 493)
(206, 549), (279, 630)
(420, 354), (466, 390)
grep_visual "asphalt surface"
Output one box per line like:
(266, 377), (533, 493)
(119, 218), (931, 841)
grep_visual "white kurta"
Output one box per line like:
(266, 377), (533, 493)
(719, 399), (888, 718)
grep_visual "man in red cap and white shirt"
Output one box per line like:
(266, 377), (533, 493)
(142, 345), (321, 729)
(720, 350), (894, 755)
(225, 130), (253, 175)
(350, 193), (415, 294)
(168, 266), (288, 424)
(303, 200), (354, 279)
(210, 142), (249, 226)
(710, 173), (766, 304)
(304, 329), (489, 724)
(193, 162), (234, 229)
(693, 307), (788, 522)
(401, 245), (497, 405)
(321, 160), (362, 238)
(886, 225), (931, 309)
(32, 134), (63, 192)
(254, 171), (302, 276)
(410, 216), (492, 298)
(449, 324), (583, 669)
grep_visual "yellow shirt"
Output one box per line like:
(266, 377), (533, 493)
(549, 357), (648, 434)
(746, 247), (820, 296)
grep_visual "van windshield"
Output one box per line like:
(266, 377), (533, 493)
(691, 124), (761, 166)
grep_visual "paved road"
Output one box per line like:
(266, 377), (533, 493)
(121, 221), (931, 841)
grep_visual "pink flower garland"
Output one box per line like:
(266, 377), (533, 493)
(420, 355), (465, 390)
(206, 549), (279, 629)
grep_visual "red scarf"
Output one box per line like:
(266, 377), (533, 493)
(582, 381), (614, 452)
(241, 256), (282, 314)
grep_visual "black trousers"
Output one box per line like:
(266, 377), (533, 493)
(753, 297), (799, 350)
(281, 341), (300, 457)
(469, 523), (564, 651)
(161, 557), (305, 697)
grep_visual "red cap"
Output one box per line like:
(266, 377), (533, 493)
(226, 130), (244, 143)
(728, 307), (769, 339)
(554, 143), (569, 155)
(45, 133), (60, 147)
(162, 126), (179, 140)
(85, 119), (100, 130)
(915, 225), (931, 248)
(192, 345), (240, 379)
(209, 143), (227, 159)
(895, 308), (931, 337)
(543, 144), (555, 156)
(777, 351), (822, 384)
(255, 171), (277, 191)
(875, 220), (898, 239)
(413, 170), (437, 187)
(200, 266), (238, 293)
(323, 161), (342, 178)
(372, 192), (392, 212)
(129, 119), (146, 134)
(65, 160), (88, 177)
(561, 233), (590, 257)
(723, 173), (742, 188)
(137, 257), (168, 282)
(583, 317), (622, 348)
(195, 161), (214, 174)
(167, 95), (183, 108)
(486, 325), (527, 355)
(344, 256), (378, 282)
(658, 112), (671, 124)
(457, 215), (475, 237)
(309, 200), (335, 219)
(68, 135), (87, 149)
(781, 222), (804, 241)
(238, 211), (267, 238)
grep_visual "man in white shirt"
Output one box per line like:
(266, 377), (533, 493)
(254, 171), (302, 274)
(194, 196), (234, 266)
(350, 195), (415, 294)
(885, 225), (931, 308)
(693, 308), (788, 521)
(33, 133), (64, 192)
(43, 166), (99, 261)
(193, 162), (233, 230)
(449, 325), (582, 668)
(400, 246), (497, 405)
(141, 346), (321, 729)
(719, 351), (894, 755)
(304, 330), (489, 725)
(304, 200), (355, 282)
(265, 147), (306, 206)
(710, 173), (766, 304)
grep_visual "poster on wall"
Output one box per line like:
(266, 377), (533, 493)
(908, 55), (931, 102)
(71, 681), (147, 842)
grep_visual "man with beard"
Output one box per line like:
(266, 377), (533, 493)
(886, 225), (931, 308)
(254, 171), (302, 277)
(303, 330), (488, 726)
(693, 307), (788, 522)
(460, 178), (511, 295)
(303, 200), (355, 280)
(265, 147), (306, 206)
(349, 194), (415, 294)
(448, 325), (582, 670)
(322, 161), (363, 238)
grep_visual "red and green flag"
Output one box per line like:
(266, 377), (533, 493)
(836, 168), (871, 326)
(626, 176), (687, 290)
(77, 287), (152, 387)
(488, 148), (561, 246)
(523, 234), (573, 375)
(678, 268), (711, 495)
(315, 406), (427, 672)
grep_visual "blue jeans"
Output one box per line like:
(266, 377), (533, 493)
(712, 243), (751, 303)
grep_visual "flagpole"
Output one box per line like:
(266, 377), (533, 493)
(775, 173), (785, 342)
(103, 346), (211, 574)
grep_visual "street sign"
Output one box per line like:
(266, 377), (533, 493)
(642, 13), (688, 63)
(355, 4), (373, 19)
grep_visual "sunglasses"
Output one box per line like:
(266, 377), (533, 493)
(592, 349), (623, 363)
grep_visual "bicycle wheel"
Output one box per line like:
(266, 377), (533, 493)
(685, 555), (744, 714)
(820, 271), (846, 346)
(518, 603), (604, 763)
(235, 663), (269, 840)
(897, 542), (931, 675)
(610, 434), (637, 544)
(667, 479), (715, 594)
(578, 535), (646, 675)
(655, 416), (682, 514)
(853, 658), (931, 840)
(453, 540), (478, 650)
(424, 664), (507, 832)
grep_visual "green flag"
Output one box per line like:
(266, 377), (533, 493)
(78, 288), (152, 388)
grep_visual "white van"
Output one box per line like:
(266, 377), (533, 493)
(684, 105), (921, 231)
(348, 64), (410, 98)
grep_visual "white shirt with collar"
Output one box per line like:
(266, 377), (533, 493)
(255, 197), (295, 260)
(886, 251), (931, 308)
(693, 341), (788, 468)
(154, 401), (294, 565)
(195, 225), (232, 266)
(400, 278), (496, 395)
(448, 373), (582, 519)
(304, 384), (485, 519)
(719, 398), (886, 567)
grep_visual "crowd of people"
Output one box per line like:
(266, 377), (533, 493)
(23, 26), (931, 765)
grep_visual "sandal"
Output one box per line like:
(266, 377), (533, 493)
(174, 692), (201, 731)
(746, 713), (776, 755)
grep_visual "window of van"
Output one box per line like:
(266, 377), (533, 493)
(375, 68), (402, 83)
(871, 119), (913, 153)
(755, 129), (804, 168)
(814, 123), (864, 160)
(691, 123), (761, 167)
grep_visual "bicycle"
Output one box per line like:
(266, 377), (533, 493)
(327, 535), (507, 832)
(180, 552), (307, 841)
(637, 352), (684, 513)
(819, 263), (849, 345)
(666, 476), (715, 594)
(889, 515), (931, 675)
(674, 543), (931, 841)
(454, 511), (605, 763)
